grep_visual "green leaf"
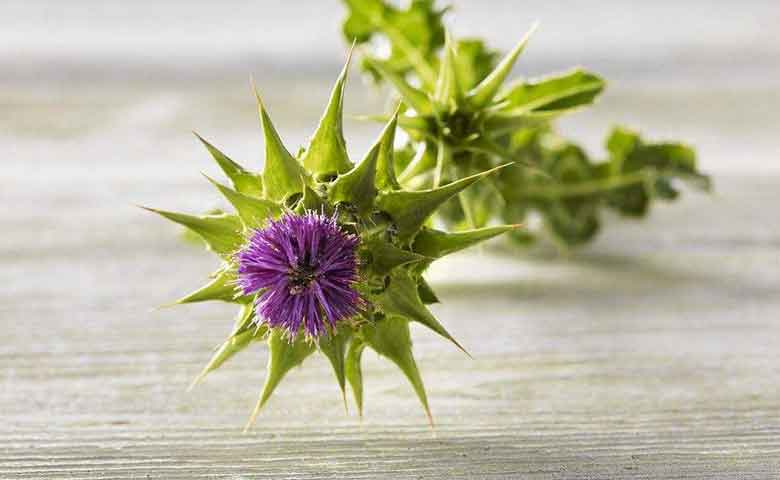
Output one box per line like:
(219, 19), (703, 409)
(433, 34), (462, 107)
(318, 325), (353, 411)
(412, 225), (518, 259)
(188, 305), (263, 389)
(499, 69), (605, 115)
(342, 0), (444, 87)
(175, 267), (239, 305)
(467, 22), (538, 108)
(362, 238), (430, 276)
(344, 336), (367, 418)
(377, 269), (467, 355)
(203, 174), (283, 229)
(300, 54), (354, 176)
(377, 164), (510, 241)
(297, 181), (330, 214)
(362, 316), (432, 425)
(143, 207), (243, 256)
(194, 133), (263, 196)
(254, 88), (306, 202)
(245, 329), (316, 431)
(399, 141), (437, 185)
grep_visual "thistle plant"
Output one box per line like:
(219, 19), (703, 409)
(145, 56), (517, 428)
(342, 0), (710, 247)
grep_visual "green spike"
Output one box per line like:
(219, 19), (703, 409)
(377, 164), (511, 242)
(434, 34), (462, 107)
(175, 268), (239, 305)
(362, 316), (433, 426)
(318, 325), (353, 412)
(203, 174), (283, 229)
(194, 133), (263, 196)
(142, 207), (243, 256)
(253, 87), (306, 202)
(344, 336), (366, 418)
(329, 136), (380, 215)
(375, 109), (401, 191)
(417, 276), (440, 305)
(245, 330), (316, 431)
(378, 270), (468, 356)
(365, 58), (432, 115)
(298, 181), (329, 214)
(468, 22), (538, 107)
(412, 225), (520, 259)
(362, 238), (430, 276)
(188, 306), (262, 390)
(300, 52), (354, 176)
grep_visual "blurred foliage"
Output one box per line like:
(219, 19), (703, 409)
(341, 0), (710, 249)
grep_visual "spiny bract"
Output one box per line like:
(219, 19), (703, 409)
(145, 54), (518, 430)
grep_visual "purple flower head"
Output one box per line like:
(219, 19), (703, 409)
(236, 211), (363, 339)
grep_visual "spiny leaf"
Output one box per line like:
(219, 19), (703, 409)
(500, 69), (605, 116)
(378, 163), (511, 241)
(377, 269), (467, 355)
(194, 133), (263, 196)
(344, 336), (366, 417)
(189, 305), (263, 390)
(375, 108), (402, 190)
(399, 141), (437, 185)
(454, 38), (500, 91)
(362, 316), (432, 425)
(245, 329), (316, 431)
(143, 207), (243, 256)
(412, 225), (519, 259)
(362, 238), (430, 276)
(298, 181), (329, 214)
(175, 267), (239, 305)
(254, 87), (306, 202)
(468, 22), (538, 108)
(203, 174), (283, 229)
(329, 135), (380, 215)
(300, 52), (354, 176)
(318, 325), (353, 411)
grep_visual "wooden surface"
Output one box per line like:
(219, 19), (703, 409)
(2, 166), (779, 478)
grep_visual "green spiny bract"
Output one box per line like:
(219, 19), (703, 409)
(145, 56), (516, 429)
(341, 0), (710, 248)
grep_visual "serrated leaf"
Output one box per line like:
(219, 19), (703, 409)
(188, 305), (263, 389)
(412, 225), (518, 259)
(377, 164), (510, 241)
(143, 207), (243, 256)
(467, 22), (538, 108)
(377, 269), (467, 355)
(194, 133), (263, 196)
(255, 89), (306, 202)
(203, 174), (283, 229)
(434, 34), (462, 107)
(298, 181), (329, 214)
(362, 316), (432, 425)
(175, 267), (239, 305)
(499, 69), (605, 116)
(318, 325), (353, 410)
(362, 238), (430, 276)
(344, 336), (366, 417)
(245, 329), (316, 431)
(300, 54), (354, 176)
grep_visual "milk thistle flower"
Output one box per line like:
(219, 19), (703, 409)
(236, 212), (363, 339)
(145, 52), (518, 429)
